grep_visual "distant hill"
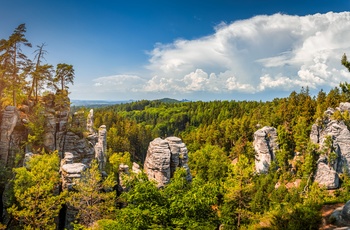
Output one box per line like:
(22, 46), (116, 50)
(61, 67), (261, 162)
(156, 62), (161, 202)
(70, 100), (133, 107)
(71, 98), (189, 108)
(155, 98), (189, 103)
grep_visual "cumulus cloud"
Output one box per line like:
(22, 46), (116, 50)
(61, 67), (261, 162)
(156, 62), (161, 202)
(92, 12), (350, 99)
(143, 11), (350, 95)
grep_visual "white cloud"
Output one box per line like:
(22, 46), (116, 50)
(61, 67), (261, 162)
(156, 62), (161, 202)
(144, 11), (350, 95)
(93, 12), (350, 100)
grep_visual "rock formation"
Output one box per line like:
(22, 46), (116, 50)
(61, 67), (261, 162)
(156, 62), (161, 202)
(329, 200), (350, 227)
(310, 102), (350, 189)
(86, 109), (94, 134)
(94, 125), (107, 171)
(0, 92), (108, 229)
(144, 137), (192, 187)
(253, 126), (279, 174)
(0, 106), (21, 167)
(58, 109), (107, 229)
(42, 92), (70, 152)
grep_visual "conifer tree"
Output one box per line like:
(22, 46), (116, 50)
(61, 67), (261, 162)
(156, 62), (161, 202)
(28, 43), (53, 102)
(52, 63), (75, 92)
(1, 24), (32, 106)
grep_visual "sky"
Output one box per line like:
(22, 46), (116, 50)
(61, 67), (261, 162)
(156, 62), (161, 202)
(1, 0), (350, 101)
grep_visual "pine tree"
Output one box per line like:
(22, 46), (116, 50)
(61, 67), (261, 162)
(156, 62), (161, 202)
(2, 24), (32, 106)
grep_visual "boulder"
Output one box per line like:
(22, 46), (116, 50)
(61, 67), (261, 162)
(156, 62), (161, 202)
(144, 137), (191, 187)
(132, 162), (142, 174)
(329, 200), (350, 227)
(253, 126), (279, 173)
(61, 163), (87, 190)
(118, 164), (130, 191)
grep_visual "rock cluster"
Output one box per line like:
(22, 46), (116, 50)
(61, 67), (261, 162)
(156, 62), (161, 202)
(253, 126), (279, 174)
(60, 119), (107, 190)
(310, 102), (350, 189)
(144, 137), (192, 187)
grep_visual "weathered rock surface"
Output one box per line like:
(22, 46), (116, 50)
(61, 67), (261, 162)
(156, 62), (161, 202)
(132, 162), (141, 174)
(61, 162), (87, 190)
(310, 103), (350, 189)
(86, 109), (94, 134)
(94, 125), (107, 171)
(42, 92), (70, 152)
(253, 126), (279, 174)
(59, 109), (108, 229)
(144, 137), (192, 187)
(329, 200), (350, 227)
(314, 161), (339, 189)
(0, 106), (24, 167)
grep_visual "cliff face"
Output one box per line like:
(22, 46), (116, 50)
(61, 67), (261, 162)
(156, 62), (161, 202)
(310, 102), (350, 189)
(253, 126), (279, 174)
(0, 94), (108, 229)
(0, 106), (22, 167)
(144, 137), (192, 188)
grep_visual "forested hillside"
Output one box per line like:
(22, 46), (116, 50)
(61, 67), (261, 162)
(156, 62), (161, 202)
(89, 79), (350, 229)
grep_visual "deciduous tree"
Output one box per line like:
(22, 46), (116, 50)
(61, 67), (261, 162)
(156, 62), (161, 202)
(7, 152), (66, 229)
(67, 161), (116, 228)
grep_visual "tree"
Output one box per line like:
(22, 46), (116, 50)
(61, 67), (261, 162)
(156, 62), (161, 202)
(28, 43), (53, 102)
(7, 152), (67, 229)
(2, 24), (32, 106)
(189, 144), (230, 184)
(342, 53), (350, 72)
(67, 161), (116, 228)
(163, 169), (219, 229)
(221, 154), (254, 228)
(52, 63), (74, 92)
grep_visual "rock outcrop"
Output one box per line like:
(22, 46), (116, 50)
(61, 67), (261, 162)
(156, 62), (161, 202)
(0, 106), (21, 167)
(310, 102), (350, 189)
(144, 137), (192, 187)
(42, 92), (70, 152)
(58, 109), (107, 229)
(253, 126), (279, 174)
(329, 200), (350, 227)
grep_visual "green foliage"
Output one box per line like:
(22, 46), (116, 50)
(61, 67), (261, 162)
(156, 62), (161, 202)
(67, 161), (116, 228)
(189, 144), (230, 183)
(270, 203), (321, 230)
(7, 152), (67, 229)
(221, 154), (255, 228)
(53, 63), (75, 91)
(116, 172), (167, 229)
(341, 53), (350, 72)
(108, 151), (132, 176)
(115, 169), (219, 229)
(25, 103), (46, 151)
(90, 219), (122, 230)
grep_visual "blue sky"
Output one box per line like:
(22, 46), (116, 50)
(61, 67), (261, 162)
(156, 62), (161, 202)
(1, 0), (350, 101)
